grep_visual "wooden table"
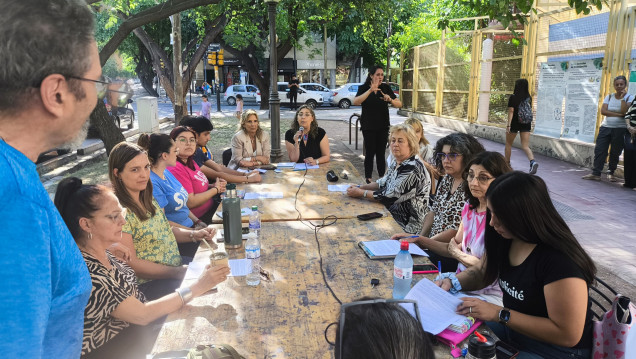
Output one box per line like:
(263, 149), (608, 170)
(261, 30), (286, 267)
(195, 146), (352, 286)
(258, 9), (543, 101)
(213, 160), (390, 223)
(151, 217), (438, 358)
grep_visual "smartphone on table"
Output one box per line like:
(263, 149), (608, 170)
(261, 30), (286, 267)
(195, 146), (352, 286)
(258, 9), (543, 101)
(412, 263), (439, 274)
(357, 212), (383, 221)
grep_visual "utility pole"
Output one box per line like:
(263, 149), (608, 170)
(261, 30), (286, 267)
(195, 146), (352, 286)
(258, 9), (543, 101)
(171, 13), (183, 124)
(323, 23), (328, 87)
(386, 19), (392, 82)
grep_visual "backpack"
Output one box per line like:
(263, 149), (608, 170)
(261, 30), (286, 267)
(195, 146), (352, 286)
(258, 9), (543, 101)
(517, 97), (533, 124)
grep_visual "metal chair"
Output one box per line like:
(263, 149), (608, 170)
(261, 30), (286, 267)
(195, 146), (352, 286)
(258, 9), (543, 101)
(589, 276), (618, 320)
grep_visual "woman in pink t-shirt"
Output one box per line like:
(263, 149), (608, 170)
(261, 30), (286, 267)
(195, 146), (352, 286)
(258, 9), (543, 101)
(168, 126), (225, 223)
(446, 152), (511, 304)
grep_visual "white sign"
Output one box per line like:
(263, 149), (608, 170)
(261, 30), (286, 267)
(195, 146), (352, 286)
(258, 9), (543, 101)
(562, 59), (602, 143)
(535, 62), (567, 138)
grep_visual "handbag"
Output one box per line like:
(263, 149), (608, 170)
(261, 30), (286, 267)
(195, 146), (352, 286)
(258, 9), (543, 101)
(592, 295), (635, 359)
(625, 132), (636, 151)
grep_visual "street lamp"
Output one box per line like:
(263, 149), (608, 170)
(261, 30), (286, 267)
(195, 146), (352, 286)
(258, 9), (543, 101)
(265, 0), (281, 163)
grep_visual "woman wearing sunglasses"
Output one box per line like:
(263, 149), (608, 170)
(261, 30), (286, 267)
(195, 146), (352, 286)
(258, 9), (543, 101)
(392, 133), (484, 272)
(438, 172), (595, 358)
(54, 177), (229, 358)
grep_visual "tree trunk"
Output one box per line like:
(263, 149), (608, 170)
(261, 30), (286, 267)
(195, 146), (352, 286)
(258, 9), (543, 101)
(171, 14), (184, 125)
(136, 45), (159, 97)
(347, 55), (359, 83)
(89, 102), (125, 155)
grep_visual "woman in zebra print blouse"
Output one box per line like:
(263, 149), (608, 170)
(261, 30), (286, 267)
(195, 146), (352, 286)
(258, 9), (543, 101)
(54, 177), (230, 357)
(347, 124), (430, 233)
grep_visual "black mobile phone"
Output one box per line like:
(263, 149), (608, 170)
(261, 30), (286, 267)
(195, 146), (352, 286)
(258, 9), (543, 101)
(357, 212), (383, 221)
(242, 227), (250, 234)
(413, 264), (439, 274)
(495, 340), (519, 359)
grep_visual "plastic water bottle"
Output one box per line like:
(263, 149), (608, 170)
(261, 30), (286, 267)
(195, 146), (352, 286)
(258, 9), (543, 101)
(245, 232), (261, 286)
(248, 205), (261, 238)
(393, 241), (413, 299)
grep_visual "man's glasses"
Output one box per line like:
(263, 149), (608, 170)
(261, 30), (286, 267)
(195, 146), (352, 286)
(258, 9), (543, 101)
(324, 298), (421, 357)
(466, 173), (494, 185)
(435, 152), (462, 162)
(67, 75), (111, 98)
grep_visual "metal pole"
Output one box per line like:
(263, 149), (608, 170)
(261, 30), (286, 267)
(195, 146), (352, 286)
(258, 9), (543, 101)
(267, 0), (281, 162)
(189, 81), (192, 114)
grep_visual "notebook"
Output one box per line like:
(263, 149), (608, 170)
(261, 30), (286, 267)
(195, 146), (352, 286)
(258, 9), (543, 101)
(358, 240), (428, 259)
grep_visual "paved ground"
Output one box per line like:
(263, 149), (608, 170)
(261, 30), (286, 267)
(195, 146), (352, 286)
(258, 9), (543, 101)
(39, 92), (636, 299)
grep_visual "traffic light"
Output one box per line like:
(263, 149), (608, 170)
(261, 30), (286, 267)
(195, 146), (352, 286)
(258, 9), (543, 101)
(218, 49), (224, 65)
(207, 52), (216, 65)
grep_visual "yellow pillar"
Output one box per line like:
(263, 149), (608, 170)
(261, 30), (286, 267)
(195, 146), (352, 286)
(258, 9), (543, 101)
(436, 30), (446, 116)
(412, 46), (420, 112)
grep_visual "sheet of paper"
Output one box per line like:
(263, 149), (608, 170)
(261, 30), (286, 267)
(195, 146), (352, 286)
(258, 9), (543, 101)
(362, 240), (428, 257)
(184, 261), (206, 280)
(244, 192), (284, 200)
(276, 162), (295, 168)
(328, 184), (352, 192)
(237, 168), (267, 174)
(274, 169), (282, 173)
(293, 163), (319, 170)
(228, 259), (252, 276)
(216, 207), (252, 218)
(404, 278), (468, 335)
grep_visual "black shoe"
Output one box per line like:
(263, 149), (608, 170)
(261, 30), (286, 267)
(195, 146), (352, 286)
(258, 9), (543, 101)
(365, 178), (372, 184)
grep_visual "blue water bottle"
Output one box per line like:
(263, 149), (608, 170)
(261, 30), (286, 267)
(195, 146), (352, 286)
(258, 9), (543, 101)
(393, 241), (413, 299)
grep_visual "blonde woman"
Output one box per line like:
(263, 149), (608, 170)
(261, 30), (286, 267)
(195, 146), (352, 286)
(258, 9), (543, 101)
(347, 124), (430, 233)
(387, 118), (434, 165)
(228, 109), (271, 169)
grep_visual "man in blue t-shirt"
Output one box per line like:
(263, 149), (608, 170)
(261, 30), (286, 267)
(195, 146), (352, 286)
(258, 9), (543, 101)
(0, 1), (97, 357)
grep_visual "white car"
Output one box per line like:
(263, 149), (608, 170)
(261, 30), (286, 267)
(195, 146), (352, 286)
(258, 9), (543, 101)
(224, 84), (261, 106)
(299, 83), (334, 106)
(277, 82), (324, 109)
(330, 83), (363, 109)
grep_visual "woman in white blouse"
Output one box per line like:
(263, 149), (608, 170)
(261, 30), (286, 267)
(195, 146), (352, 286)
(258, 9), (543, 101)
(228, 109), (271, 169)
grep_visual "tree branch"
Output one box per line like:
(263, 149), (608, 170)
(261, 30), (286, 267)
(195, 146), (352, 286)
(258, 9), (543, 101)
(99, 0), (220, 66)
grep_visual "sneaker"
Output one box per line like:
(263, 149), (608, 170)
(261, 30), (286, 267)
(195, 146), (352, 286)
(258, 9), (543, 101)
(607, 174), (617, 182)
(529, 161), (539, 174)
(581, 174), (601, 181)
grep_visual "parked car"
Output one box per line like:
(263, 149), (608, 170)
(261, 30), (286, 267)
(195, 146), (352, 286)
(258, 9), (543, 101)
(277, 82), (324, 109)
(388, 82), (400, 98)
(224, 84), (261, 106)
(299, 83), (334, 106)
(330, 83), (363, 109)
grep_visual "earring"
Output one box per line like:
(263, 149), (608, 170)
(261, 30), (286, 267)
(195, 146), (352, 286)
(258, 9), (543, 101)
(88, 232), (93, 241)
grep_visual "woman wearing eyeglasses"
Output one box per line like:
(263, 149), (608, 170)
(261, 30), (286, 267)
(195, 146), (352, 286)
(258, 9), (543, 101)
(168, 126), (226, 224)
(228, 110), (271, 169)
(285, 105), (330, 165)
(108, 142), (216, 300)
(430, 152), (511, 305)
(438, 172), (595, 359)
(347, 124), (430, 233)
(391, 133), (485, 272)
(54, 177), (230, 358)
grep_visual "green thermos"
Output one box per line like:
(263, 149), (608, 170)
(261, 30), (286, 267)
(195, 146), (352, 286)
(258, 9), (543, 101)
(222, 183), (243, 249)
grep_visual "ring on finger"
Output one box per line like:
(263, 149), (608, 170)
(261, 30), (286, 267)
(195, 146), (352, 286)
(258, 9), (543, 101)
(469, 307), (472, 313)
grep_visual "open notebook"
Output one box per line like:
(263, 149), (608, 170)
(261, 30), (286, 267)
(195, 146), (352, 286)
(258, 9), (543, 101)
(358, 239), (428, 259)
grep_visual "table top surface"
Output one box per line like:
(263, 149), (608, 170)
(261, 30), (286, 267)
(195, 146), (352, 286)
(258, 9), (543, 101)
(151, 217), (446, 358)
(213, 160), (389, 223)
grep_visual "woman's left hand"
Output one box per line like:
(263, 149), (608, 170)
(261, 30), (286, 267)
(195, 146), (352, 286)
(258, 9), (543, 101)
(383, 94), (392, 103)
(346, 186), (364, 198)
(194, 228), (216, 242)
(214, 178), (227, 193)
(304, 157), (316, 166)
(457, 297), (501, 322)
(108, 243), (132, 262)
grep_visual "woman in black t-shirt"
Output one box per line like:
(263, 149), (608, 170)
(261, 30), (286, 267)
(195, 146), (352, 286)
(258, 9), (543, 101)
(436, 172), (596, 359)
(505, 79), (538, 174)
(353, 65), (402, 183)
(285, 105), (330, 164)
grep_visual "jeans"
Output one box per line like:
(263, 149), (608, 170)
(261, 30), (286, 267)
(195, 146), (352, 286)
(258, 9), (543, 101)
(592, 126), (625, 176)
(362, 129), (389, 179)
(486, 322), (591, 359)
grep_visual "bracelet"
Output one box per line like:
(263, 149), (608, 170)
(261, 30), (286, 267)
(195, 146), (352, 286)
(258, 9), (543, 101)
(175, 287), (193, 306)
(245, 175), (249, 183)
(435, 272), (463, 294)
(190, 230), (197, 243)
(363, 190), (368, 198)
(316, 159), (320, 165)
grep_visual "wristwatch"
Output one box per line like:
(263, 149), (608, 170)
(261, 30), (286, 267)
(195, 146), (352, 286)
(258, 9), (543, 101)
(498, 308), (511, 325)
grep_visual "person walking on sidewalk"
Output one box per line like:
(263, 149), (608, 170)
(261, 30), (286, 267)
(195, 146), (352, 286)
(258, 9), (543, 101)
(582, 75), (632, 182)
(354, 65), (403, 183)
(200, 95), (211, 119)
(0, 0), (98, 356)
(505, 79), (539, 174)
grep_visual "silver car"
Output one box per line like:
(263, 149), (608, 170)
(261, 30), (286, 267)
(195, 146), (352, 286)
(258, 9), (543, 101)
(224, 84), (261, 106)
(299, 83), (334, 106)
(330, 83), (363, 109)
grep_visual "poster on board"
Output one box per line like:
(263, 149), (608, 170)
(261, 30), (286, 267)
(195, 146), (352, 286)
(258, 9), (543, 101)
(562, 59), (602, 143)
(535, 62), (567, 138)
(628, 60), (636, 97)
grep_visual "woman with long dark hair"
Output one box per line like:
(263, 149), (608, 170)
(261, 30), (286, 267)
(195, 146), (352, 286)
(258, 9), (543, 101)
(505, 78), (538, 174)
(285, 105), (330, 165)
(437, 172), (596, 358)
(353, 65), (402, 183)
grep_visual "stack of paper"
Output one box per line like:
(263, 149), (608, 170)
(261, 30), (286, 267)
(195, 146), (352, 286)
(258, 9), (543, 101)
(358, 240), (428, 259)
(216, 207), (252, 218)
(327, 184), (352, 192)
(293, 163), (319, 171)
(276, 162), (295, 168)
(244, 192), (284, 200)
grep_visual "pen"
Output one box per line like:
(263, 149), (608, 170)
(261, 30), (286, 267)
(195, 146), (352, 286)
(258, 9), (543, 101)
(438, 261), (442, 274)
(398, 235), (419, 240)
